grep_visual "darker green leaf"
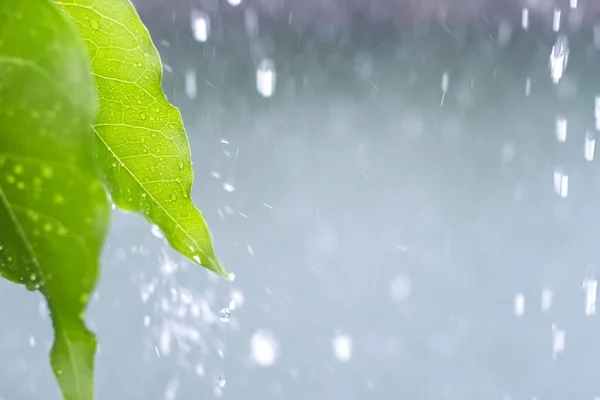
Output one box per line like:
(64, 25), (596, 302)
(0, 1), (109, 399)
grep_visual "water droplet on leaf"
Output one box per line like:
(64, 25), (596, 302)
(41, 166), (53, 179)
(26, 210), (39, 221)
(53, 194), (64, 204)
(140, 112), (147, 120)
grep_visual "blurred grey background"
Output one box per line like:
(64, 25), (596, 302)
(3, 0), (600, 399)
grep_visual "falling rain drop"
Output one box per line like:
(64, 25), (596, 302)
(541, 288), (553, 312)
(552, 9), (561, 32)
(595, 96), (600, 130)
(570, 0), (578, 9)
(223, 183), (235, 192)
(498, 21), (512, 46)
(332, 333), (353, 362)
(256, 58), (276, 98)
(227, 0), (242, 6)
(514, 293), (525, 317)
(553, 167), (568, 197)
(585, 130), (596, 161)
(244, 9), (259, 37)
(191, 10), (210, 43)
(551, 325), (566, 357)
(521, 8), (529, 30)
(555, 117), (567, 142)
(219, 307), (231, 322)
(595, 25), (600, 48)
(185, 69), (197, 100)
(217, 374), (227, 388)
(583, 278), (597, 316)
(550, 35), (569, 84)
(440, 72), (449, 105)
(389, 274), (412, 302)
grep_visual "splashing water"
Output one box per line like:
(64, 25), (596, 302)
(136, 249), (244, 380)
(228, 298), (237, 311)
(219, 307), (231, 322)
(250, 330), (280, 367)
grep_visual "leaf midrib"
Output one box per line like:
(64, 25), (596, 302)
(91, 127), (210, 263)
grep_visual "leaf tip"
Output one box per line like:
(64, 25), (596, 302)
(204, 257), (232, 282)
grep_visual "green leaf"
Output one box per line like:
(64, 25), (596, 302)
(56, 0), (229, 280)
(0, 1), (109, 399)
